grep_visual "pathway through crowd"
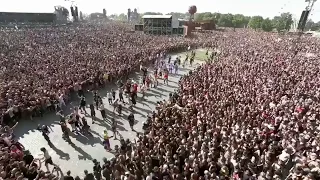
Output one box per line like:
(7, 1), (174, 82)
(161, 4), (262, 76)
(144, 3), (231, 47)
(14, 50), (205, 177)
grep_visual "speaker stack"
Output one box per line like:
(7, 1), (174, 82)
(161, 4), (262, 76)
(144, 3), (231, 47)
(70, 6), (79, 21)
(298, 10), (310, 31)
(127, 8), (131, 22)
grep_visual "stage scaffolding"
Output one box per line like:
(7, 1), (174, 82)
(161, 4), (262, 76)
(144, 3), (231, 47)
(142, 15), (172, 35)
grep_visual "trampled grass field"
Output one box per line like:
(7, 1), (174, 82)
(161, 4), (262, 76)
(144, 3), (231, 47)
(178, 49), (211, 62)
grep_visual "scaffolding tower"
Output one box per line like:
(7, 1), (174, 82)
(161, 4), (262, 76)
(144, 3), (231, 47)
(142, 15), (172, 35)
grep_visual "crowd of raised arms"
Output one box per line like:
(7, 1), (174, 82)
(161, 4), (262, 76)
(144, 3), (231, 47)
(0, 21), (320, 180)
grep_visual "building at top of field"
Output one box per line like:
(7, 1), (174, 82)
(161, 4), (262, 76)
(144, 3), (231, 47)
(0, 12), (56, 24)
(134, 14), (184, 36)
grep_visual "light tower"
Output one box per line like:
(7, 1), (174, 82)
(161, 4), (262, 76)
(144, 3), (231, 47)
(298, 0), (317, 31)
(65, 0), (79, 22)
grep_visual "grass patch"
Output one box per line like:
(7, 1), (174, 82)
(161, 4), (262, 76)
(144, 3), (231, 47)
(177, 49), (211, 62)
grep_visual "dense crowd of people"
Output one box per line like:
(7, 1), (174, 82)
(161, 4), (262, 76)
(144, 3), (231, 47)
(1, 21), (320, 180)
(0, 22), (203, 125)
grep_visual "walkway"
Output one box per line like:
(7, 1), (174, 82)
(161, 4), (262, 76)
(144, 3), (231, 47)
(14, 51), (203, 177)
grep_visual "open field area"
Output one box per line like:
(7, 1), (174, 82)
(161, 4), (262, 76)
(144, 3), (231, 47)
(178, 48), (212, 62)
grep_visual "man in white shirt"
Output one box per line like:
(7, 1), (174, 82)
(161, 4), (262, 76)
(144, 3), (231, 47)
(107, 92), (113, 105)
(59, 94), (66, 108)
(40, 147), (58, 172)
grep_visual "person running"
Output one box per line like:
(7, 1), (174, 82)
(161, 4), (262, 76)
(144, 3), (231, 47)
(118, 88), (124, 103)
(111, 89), (116, 101)
(99, 100), (107, 120)
(112, 99), (119, 113)
(174, 63), (179, 74)
(117, 103), (122, 116)
(40, 147), (58, 172)
(79, 96), (86, 113)
(93, 91), (99, 110)
(89, 103), (95, 124)
(60, 122), (70, 141)
(81, 117), (90, 134)
(163, 70), (169, 85)
(111, 118), (119, 139)
(102, 130), (113, 151)
(127, 113), (135, 131)
(59, 94), (66, 109)
(37, 124), (50, 142)
(107, 92), (113, 105)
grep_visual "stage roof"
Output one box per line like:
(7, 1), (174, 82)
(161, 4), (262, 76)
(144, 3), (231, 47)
(142, 15), (172, 19)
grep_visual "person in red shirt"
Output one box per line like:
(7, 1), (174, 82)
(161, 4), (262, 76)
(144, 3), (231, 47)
(163, 70), (169, 85)
(133, 82), (138, 94)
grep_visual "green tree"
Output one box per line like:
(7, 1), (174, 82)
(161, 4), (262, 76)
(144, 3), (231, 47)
(312, 21), (320, 31)
(212, 12), (221, 21)
(195, 12), (219, 21)
(232, 14), (246, 28)
(272, 16), (281, 27)
(202, 12), (215, 20)
(305, 19), (314, 31)
(194, 13), (204, 21)
(243, 16), (251, 28)
(118, 13), (127, 21)
(218, 13), (234, 27)
(261, 18), (273, 32)
(272, 13), (293, 32)
(281, 12), (293, 31)
(167, 12), (188, 19)
(248, 16), (264, 29)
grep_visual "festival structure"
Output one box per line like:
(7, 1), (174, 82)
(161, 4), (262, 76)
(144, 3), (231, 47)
(0, 12), (56, 24)
(142, 15), (173, 35)
(184, 5), (197, 37)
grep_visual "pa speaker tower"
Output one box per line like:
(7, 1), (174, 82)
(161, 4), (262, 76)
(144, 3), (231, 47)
(70, 6), (75, 17)
(75, 6), (79, 17)
(298, 10), (310, 30)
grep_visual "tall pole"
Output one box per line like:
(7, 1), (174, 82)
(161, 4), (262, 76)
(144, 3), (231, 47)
(293, 0), (316, 57)
(65, 0), (77, 22)
(300, 0), (316, 32)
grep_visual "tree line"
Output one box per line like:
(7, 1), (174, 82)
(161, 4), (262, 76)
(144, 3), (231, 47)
(193, 12), (320, 32)
(105, 11), (320, 32)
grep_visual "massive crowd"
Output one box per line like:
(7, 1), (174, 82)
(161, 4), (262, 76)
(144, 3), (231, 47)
(0, 22), (202, 125)
(0, 21), (320, 180)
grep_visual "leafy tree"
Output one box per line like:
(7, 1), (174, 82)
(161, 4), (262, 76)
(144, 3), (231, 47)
(243, 16), (251, 28)
(218, 13), (234, 27)
(272, 16), (281, 27)
(261, 18), (273, 32)
(312, 21), (320, 31)
(193, 12), (249, 28)
(202, 12), (215, 21)
(232, 14), (245, 28)
(195, 13), (205, 21)
(167, 12), (188, 19)
(305, 20), (320, 31)
(272, 13), (293, 32)
(118, 13), (127, 21)
(281, 12), (293, 31)
(305, 19), (314, 30)
(212, 13), (221, 21)
(248, 16), (263, 29)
